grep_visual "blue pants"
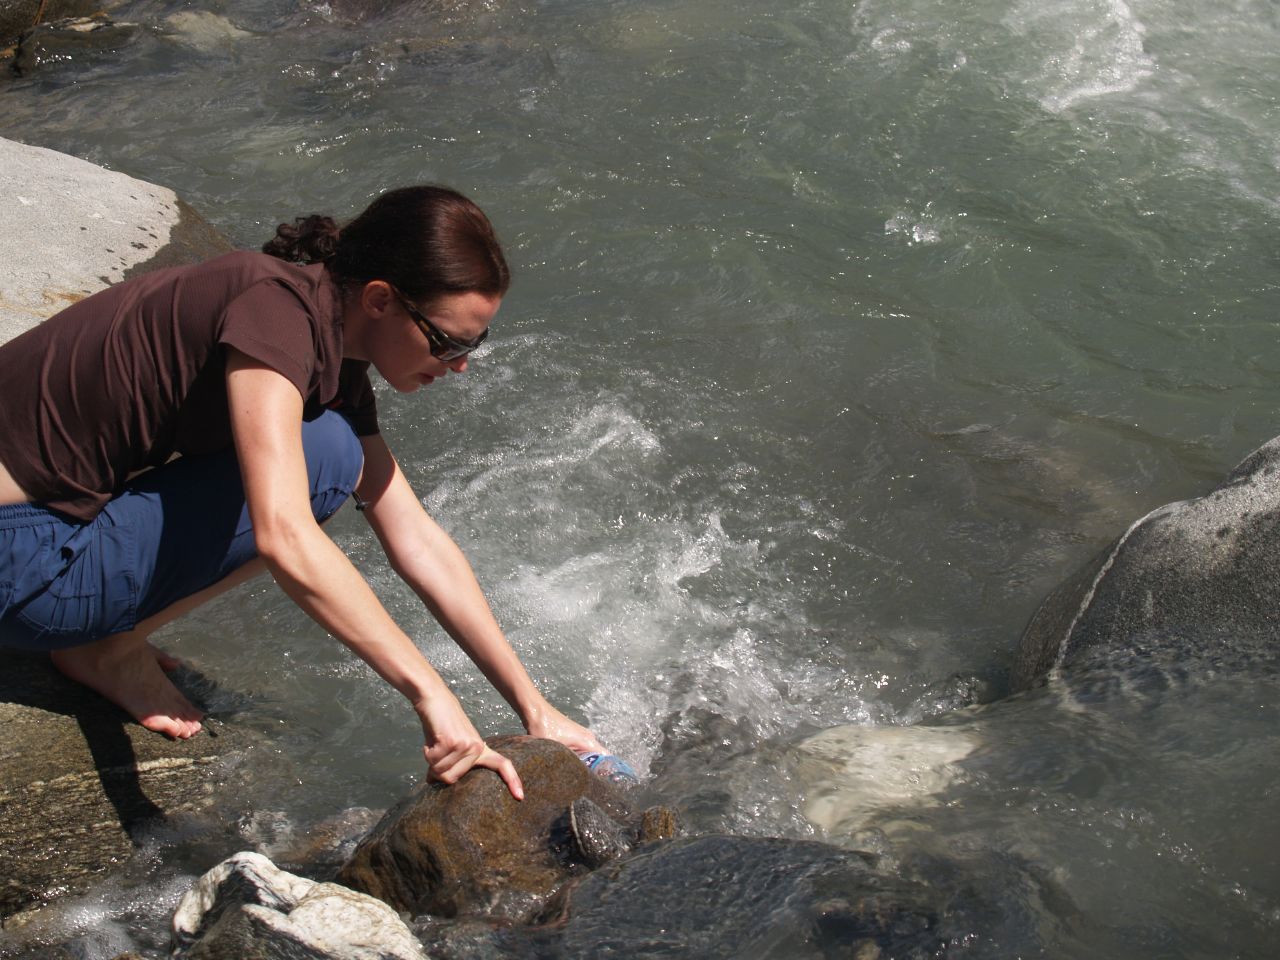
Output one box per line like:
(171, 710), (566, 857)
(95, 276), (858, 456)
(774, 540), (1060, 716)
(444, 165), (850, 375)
(0, 411), (363, 651)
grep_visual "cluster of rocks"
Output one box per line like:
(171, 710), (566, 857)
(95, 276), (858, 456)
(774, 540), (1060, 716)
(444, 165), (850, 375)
(0, 0), (191, 74)
(172, 737), (670, 960)
(172, 736), (944, 960)
(0, 0), (110, 51)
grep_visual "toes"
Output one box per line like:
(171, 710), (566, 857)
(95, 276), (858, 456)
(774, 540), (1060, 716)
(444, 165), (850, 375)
(142, 714), (202, 739)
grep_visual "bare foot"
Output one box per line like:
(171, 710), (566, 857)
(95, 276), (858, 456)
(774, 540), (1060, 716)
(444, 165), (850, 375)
(51, 634), (204, 738)
(147, 642), (183, 673)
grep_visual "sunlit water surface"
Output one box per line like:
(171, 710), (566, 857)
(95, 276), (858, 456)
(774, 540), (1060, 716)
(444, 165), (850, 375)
(2, 0), (1279, 956)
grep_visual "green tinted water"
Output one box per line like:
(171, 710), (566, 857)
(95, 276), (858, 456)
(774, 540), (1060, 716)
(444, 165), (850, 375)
(2, 0), (1278, 955)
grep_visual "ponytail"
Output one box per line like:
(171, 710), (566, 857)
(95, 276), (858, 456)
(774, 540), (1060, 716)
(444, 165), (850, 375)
(262, 186), (510, 303)
(262, 214), (341, 264)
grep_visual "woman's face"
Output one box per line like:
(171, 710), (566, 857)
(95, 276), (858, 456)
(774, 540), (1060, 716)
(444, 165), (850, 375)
(371, 289), (501, 393)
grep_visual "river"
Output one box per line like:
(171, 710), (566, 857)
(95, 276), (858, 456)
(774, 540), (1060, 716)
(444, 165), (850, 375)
(1, 0), (1278, 956)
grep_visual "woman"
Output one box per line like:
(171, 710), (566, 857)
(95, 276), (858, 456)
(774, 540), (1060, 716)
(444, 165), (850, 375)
(0, 185), (602, 799)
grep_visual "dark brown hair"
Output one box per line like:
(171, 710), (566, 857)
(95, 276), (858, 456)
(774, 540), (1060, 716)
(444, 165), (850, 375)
(263, 185), (510, 303)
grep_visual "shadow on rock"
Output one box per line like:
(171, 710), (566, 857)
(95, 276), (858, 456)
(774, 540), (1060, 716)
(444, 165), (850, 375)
(0, 649), (252, 922)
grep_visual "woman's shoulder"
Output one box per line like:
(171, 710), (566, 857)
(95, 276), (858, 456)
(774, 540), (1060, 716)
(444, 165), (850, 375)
(171, 250), (330, 313)
(190, 249), (315, 284)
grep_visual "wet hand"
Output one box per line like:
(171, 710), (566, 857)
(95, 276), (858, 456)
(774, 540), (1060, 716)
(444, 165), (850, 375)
(525, 703), (605, 756)
(418, 696), (524, 800)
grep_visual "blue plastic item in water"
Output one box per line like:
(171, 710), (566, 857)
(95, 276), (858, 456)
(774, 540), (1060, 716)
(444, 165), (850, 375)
(577, 751), (640, 786)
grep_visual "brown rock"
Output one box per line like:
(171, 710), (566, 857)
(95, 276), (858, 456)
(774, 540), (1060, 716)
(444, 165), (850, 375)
(337, 736), (635, 922)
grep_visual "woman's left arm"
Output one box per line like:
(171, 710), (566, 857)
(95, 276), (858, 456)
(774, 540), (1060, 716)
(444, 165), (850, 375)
(356, 432), (604, 755)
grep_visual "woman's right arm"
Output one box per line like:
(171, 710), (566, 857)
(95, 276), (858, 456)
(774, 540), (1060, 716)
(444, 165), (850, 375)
(224, 348), (524, 798)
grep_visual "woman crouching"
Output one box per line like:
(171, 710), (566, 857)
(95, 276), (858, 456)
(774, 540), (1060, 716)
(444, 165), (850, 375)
(0, 185), (602, 799)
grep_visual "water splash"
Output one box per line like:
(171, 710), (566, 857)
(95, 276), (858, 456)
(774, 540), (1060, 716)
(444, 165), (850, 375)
(1006, 0), (1156, 112)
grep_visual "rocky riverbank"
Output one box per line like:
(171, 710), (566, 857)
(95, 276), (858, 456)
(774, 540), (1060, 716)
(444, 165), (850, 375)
(0, 138), (240, 928)
(0, 136), (230, 343)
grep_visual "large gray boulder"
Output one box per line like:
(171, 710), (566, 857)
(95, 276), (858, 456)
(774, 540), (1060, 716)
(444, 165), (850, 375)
(1013, 436), (1280, 689)
(0, 136), (232, 345)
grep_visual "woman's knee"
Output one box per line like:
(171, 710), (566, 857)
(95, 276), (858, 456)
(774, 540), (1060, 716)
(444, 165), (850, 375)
(300, 411), (365, 523)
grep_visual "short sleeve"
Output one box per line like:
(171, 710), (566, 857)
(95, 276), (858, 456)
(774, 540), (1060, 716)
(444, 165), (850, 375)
(218, 279), (317, 400)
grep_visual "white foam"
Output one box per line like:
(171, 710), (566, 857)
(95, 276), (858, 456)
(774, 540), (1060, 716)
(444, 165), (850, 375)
(425, 401), (659, 511)
(1007, 0), (1156, 112)
(884, 209), (943, 245)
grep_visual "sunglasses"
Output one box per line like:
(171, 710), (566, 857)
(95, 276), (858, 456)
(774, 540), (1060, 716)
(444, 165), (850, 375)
(392, 287), (490, 361)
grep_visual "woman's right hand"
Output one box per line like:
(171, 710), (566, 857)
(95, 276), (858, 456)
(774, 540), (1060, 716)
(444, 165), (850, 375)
(525, 701), (605, 757)
(416, 693), (524, 800)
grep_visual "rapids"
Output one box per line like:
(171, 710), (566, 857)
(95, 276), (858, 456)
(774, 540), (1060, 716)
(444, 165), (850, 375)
(2, 0), (1278, 955)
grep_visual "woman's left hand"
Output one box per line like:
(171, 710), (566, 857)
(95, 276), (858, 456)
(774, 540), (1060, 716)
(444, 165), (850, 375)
(525, 702), (605, 756)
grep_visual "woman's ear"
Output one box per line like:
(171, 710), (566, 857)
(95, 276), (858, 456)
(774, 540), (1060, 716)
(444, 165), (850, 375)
(359, 280), (397, 318)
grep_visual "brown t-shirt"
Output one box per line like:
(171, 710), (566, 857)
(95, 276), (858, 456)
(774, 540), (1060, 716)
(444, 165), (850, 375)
(0, 251), (378, 521)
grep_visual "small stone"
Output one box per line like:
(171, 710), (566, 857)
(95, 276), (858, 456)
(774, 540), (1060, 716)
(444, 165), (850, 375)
(569, 797), (631, 869)
(638, 804), (680, 842)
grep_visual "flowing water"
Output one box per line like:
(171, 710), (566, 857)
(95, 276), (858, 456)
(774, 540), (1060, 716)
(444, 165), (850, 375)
(2, 0), (1279, 956)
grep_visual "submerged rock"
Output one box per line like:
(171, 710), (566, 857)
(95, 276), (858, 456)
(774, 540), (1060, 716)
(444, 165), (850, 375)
(171, 852), (426, 960)
(408, 835), (946, 960)
(1013, 435), (1280, 689)
(9, 14), (142, 75)
(543, 835), (943, 958)
(794, 723), (980, 839)
(0, 0), (113, 48)
(337, 735), (676, 922)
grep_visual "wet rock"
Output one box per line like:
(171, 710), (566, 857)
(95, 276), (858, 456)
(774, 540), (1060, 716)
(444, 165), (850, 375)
(10, 14), (141, 75)
(171, 851), (426, 960)
(0, 0), (113, 48)
(539, 836), (942, 959)
(568, 797), (631, 869)
(338, 735), (675, 922)
(408, 835), (945, 960)
(0, 651), (255, 921)
(0, 136), (232, 346)
(1013, 435), (1280, 689)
